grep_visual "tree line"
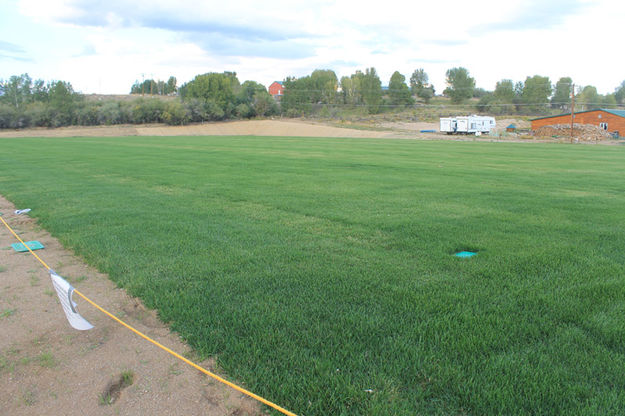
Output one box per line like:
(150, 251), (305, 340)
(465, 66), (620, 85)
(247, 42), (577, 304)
(281, 68), (437, 116)
(477, 76), (622, 115)
(130, 76), (178, 96)
(0, 73), (278, 129)
(282, 67), (625, 116)
(1, 69), (624, 129)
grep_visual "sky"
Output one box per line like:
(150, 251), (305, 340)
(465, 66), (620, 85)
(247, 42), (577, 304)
(1, 0), (623, 95)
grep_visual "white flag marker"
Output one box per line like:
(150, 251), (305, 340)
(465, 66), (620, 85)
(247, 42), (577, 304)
(49, 270), (94, 330)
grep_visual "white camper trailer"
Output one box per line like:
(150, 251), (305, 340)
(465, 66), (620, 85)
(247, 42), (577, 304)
(440, 117), (457, 133)
(440, 116), (496, 135)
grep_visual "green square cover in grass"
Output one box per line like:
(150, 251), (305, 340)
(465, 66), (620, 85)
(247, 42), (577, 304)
(11, 241), (45, 252)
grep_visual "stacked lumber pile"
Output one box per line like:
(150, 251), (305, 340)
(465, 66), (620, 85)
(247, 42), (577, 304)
(534, 124), (612, 141)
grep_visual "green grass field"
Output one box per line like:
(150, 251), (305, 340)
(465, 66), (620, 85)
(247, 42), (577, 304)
(1, 136), (625, 415)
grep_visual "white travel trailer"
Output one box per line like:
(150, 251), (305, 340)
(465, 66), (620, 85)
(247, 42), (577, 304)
(440, 116), (496, 135)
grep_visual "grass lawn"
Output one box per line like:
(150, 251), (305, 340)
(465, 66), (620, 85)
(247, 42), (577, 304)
(1, 135), (625, 415)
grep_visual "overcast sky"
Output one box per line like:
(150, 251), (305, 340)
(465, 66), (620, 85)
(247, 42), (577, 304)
(1, 0), (623, 95)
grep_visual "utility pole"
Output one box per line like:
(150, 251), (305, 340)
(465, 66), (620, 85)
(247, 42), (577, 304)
(570, 83), (575, 143)
(141, 73), (145, 96)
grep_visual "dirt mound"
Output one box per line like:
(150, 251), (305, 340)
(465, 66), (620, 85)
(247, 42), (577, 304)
(535, 124), (613, 141)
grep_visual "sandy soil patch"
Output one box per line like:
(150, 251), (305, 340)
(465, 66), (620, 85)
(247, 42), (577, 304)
(0, 119), (406, 139)
(0, 196), (261, 416)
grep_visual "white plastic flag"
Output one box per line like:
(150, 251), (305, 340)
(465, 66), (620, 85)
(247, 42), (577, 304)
(49, 270), (94, 330)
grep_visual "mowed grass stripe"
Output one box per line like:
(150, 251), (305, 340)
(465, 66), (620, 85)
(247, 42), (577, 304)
(1, 136), (625, 415)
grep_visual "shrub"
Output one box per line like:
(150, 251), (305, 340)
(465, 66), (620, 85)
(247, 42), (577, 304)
(162, 102), (190, 125)
(235, 103), (253, 119)
(24, 102), (52, 127)
(0, 104), (19, 128)
(75, 102), (100, 126)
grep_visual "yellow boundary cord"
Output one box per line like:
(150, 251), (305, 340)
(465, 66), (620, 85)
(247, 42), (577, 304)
(0, 215), (296, 416)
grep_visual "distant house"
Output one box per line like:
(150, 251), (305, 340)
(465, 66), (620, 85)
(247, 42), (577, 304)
(531, 109), (625, 138)
(269, 81), (284, 100)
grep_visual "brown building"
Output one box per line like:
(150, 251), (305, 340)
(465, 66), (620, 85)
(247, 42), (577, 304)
(531, 109), (625, 138)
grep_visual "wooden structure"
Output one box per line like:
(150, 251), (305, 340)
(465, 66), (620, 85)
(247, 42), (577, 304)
(506, 124), (516, 132)
(531, 109), (625, 138)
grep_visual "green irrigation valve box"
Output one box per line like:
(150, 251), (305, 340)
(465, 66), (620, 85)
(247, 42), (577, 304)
(11, 241), (45, 252)
(455, 251), (477, 258)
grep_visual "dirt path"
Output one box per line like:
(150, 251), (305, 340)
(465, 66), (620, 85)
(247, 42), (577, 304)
(0, 196), (260, 416)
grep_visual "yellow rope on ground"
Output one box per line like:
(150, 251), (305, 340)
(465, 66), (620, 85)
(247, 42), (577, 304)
(1, 215), (52, 270)
(0, 214), (296, 416)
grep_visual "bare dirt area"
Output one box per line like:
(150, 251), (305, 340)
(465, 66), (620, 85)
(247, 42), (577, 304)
(0, 119), (408, 140)
(489, 118), (531, 134)
(1, 118), (622, 145)
(0, 196), (260, 416)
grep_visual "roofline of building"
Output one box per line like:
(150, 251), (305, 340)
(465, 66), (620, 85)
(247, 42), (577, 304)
(531, 108), (625, 121)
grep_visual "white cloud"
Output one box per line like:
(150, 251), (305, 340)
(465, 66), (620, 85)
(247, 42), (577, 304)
(17, 0), (83, 24)
(8, 0), (625, 94)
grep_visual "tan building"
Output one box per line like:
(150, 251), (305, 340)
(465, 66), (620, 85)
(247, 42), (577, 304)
(531, 109), (625, 138)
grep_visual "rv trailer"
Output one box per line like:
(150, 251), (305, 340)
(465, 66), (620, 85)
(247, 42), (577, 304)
(440, 116), (496, 135)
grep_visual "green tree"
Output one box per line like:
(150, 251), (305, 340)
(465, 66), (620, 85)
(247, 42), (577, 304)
(131, 76), (178, 95)
(551, 77), (572, 110)
(494, 79), (515, 102)
(179, 72), (239, 118)
(236, 81), (277, 118)
(165, 76), (177, 95)
(252, 92), (278, 117)
(130, 79), (156, 95)
(310, 69), (338, 104)
(2, 73), (32, 107)
(32, 79), (48, 102)
(521, 75), (552, 114)
(409, 69), (427, 95)
(602, 93), (617, 107)
(577, 85), (600, 111)
(237, 81), (267, 104)
(281, 75), (314, 116)
(472, 88), (488, 98)
(340, 72), (367, 106)
(388, 71), (413, 107)
(418, 87), (434, 103)
(613, 80), (625, 104)
(361, 67), (382, 113)
(339, 76), (352, 104)
(47, 80), (79, 126)
(281, 70), (337, 116)
(478, 92), (516, 115)
(409, 69), (434, 103)
(443, 67), (475, 104)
